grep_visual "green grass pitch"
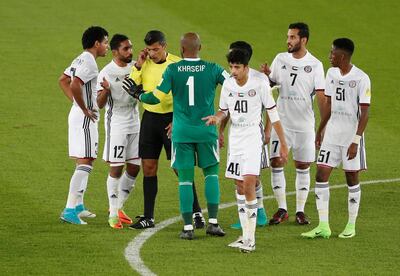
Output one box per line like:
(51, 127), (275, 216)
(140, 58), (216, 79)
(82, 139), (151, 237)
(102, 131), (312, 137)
(1, 0), (400, 275)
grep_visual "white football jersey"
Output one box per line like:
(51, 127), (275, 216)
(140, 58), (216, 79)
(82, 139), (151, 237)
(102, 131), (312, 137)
(323, 65), (371, 147)
(219, 73), (276, 155)
(64, 51), (99, 126)
(269, 51), (325, 132)
(97, 60), (140, 134)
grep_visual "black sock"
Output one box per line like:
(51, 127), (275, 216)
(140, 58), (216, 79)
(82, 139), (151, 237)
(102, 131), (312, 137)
(192, 181), (202, 213)
(143, 176), (157, 219)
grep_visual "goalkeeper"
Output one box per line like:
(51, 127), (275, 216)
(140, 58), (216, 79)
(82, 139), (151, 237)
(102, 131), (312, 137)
(123, 32), (229, 240)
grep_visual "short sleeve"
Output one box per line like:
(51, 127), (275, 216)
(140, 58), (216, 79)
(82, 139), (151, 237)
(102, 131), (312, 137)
(260, 79), (276, 109)
(64, 66), (72, 77)
(75, 59), (97, 84)
(359, 75), (371, 105)
(219, 84), (229, 111)
(214, 64), (229, 85)
(269, 56), (279, 83)
(156, 65), (172, 94)
(325, 70), (334, 97)
(314, 62), (325, 90)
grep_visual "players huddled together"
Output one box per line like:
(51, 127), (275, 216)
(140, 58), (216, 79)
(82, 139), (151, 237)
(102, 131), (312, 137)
(58, 22), (371, 253)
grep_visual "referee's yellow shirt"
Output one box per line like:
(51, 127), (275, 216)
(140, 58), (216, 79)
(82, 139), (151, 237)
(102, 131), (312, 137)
(130, 53), (181, 114)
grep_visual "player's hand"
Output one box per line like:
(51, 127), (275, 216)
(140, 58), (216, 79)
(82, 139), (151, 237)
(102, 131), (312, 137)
(260, 63), (271, 76)
(202, 115), (219, 126)
(165, 123), (172, 139)
(83, 109), (98, 123)
(135, 49), (148, 69)
(218, 132), (224, 148)
(122, 78), (144, 100)
(100, 77), (111, 93)
(279, 143), (289, 164)
(264, 129), (271, 145)
(347, 143), (358, 160)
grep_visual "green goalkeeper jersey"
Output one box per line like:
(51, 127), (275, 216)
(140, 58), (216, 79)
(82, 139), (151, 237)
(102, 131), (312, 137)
(156, 58), (228, 143)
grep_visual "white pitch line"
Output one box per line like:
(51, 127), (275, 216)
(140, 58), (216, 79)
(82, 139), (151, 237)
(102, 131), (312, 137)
(124, 178), (400, 275)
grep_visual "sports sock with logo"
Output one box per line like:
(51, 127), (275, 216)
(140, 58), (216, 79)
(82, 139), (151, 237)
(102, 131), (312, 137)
(271, 167), (287, 211)
(66, 165), (92, 209)
(296, 168), (310, 213)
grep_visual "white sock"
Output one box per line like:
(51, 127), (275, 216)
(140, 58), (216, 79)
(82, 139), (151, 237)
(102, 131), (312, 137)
(271, 167), (287, 211)
(107, 175), (119, 217)
(117, 172), (136, 209)
(66, 165), (92, 209)
(255, 182), (264, 209)
(348, 184), (361, 224)
(295, 168), (310, 213)
(236, 192), (247, 239)
(76, 166), (92, 206)
(245, 199), (258, 243)
(315, 182), (330, 223)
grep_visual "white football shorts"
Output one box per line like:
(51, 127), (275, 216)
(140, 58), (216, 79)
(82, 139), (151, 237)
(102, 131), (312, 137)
(270, 128), (315, 163)
(103, 132), (140, 165)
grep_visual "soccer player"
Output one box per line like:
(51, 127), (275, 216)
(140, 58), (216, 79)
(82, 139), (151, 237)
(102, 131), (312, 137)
(219, 41), (271, 230)
(301, 38), (371, 239)
(127, 30), (204, 229)
(204, 48), (288, 252)
(96, 34), (140, 229)
(123, 32), (228, 240)
(261, 22), (326, 225)
(58, 26), (109, 224)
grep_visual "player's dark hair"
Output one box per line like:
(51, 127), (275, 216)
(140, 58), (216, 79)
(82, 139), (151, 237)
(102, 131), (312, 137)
(229, 41), (253, 59)
(333, 38), (355, 56)
(144, 30), (166, 46)
(288, 22), (309, 40)
(81, 26), (108, 49)
(226, 48), (250, 65)
(110, 34), (129, 50)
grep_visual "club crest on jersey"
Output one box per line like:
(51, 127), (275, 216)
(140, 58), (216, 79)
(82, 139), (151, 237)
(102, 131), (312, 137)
(248, 89), (256, 97)
(349, 80), (357, 88)
(304, 65), (312, 73)
(238, 92), (245, 97)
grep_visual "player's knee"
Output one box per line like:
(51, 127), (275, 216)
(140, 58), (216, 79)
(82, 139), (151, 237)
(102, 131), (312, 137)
(203, 163), (219, 176)
(270, 157), (283, 168)
(126, 163), (140, 177)
(109, 165), (124, 178)
(295, 161), (311, 170)
(142, 160), (158, 176)
(316, 168), (329, 182)
(345, 172), (359, 186)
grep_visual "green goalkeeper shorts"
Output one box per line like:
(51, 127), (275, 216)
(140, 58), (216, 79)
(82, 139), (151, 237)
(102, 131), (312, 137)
(171, 140), (219, 169)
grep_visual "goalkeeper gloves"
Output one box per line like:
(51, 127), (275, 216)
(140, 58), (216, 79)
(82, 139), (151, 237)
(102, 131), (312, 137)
(122, 78), (145, 100)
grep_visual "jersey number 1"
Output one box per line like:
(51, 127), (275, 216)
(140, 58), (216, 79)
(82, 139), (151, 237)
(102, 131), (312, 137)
(186, 76), (195, 106)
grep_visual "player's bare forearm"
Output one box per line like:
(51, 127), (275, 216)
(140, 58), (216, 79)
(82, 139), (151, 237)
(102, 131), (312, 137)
(316, 90), (326, 119)
(58, 74), (73, 102)
(97, 89), (109, 109)
(356, 105), (370, 135)
(219, 114), (230, 134)
(70, 78), (88, 112)
(317, 96), (331, 134)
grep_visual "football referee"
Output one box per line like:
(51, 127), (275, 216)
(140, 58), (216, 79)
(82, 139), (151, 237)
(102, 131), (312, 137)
(129, 30), (204, 229)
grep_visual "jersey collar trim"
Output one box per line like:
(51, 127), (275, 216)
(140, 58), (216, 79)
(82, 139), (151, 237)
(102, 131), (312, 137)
(183, 58), (201, 61)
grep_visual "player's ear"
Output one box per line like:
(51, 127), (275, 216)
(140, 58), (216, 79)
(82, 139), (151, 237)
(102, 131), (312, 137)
(199, 44), (202, 52)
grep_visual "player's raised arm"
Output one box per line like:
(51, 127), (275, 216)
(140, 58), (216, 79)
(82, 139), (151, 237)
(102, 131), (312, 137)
(97, 77), (111, 109)
(58, 74), (73, 102)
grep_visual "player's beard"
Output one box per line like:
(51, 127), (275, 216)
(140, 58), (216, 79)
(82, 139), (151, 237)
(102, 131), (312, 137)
(287, 41), (301, 53)
(122, 56), (133, 63)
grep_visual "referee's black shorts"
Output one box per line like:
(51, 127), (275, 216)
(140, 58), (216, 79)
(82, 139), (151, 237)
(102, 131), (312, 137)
(139, 110), (173, 160)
